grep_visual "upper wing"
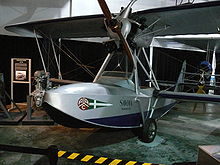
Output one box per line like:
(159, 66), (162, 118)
(5, 14), (107, 38)
(5, 1), (220, 41)
(134, 1), (220, 36)
(133, 1), (220, 51)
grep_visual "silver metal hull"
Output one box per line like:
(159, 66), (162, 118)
(43, 83), (176, 128)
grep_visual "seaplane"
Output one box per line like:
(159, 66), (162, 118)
(5, 0), (220, 143)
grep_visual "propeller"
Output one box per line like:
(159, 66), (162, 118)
(97, 0), (133, 61)
(97, 0), (112, 21)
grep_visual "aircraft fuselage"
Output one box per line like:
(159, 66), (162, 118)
(43, 82), (175, 128)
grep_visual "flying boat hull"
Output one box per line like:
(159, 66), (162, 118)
(43, 82), (176, 128)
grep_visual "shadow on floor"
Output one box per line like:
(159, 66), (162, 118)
(82, 128), (136, 149)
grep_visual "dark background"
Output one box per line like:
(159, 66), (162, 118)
(0, 34), (216, 103)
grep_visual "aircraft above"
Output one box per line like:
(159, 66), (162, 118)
(5, 1), (220, 53)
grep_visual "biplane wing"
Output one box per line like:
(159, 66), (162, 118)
(132, 1), (220, 36)
(156, 90), (220, 104)
(5, 14), (106, 38)
(152, 34), (220, 52)
(5, 1), (220, 50)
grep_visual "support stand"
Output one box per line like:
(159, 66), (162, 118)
(0, 73), (26, 125)
(22, 95), (55, 125)
(0, 100), (12, 120)
(0, 99), (25, 125)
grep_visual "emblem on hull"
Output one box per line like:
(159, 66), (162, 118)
(77, 97), (113, 110)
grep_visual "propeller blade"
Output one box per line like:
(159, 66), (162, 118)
(97, 0), (112, 21)
(114, 27), (133, 60)
(97, 0), (133, 61)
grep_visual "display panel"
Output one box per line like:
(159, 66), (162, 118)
(11, 58), (31, 83)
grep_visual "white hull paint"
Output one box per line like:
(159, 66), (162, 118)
(44, 82), (176, 128)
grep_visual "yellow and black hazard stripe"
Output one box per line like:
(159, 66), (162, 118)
(58, 150), (164, 165)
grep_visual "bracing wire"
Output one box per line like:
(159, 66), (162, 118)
(113, 55), (125, 71)
(35, 28), (96, 78)
(39, 40), (58, 73)
(156, 49), (205, 81)
(61, 44), (95, 78)
(62, 56), (107, 77)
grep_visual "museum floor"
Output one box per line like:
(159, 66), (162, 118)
(0, 102), (219, 165)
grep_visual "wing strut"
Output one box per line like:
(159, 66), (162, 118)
(143, 47), (159, 89)
(93, 52), (114, 82)
(34, 29), (47, 73)
(131, 47), (160, 90)
(50, 38), (63, 79)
